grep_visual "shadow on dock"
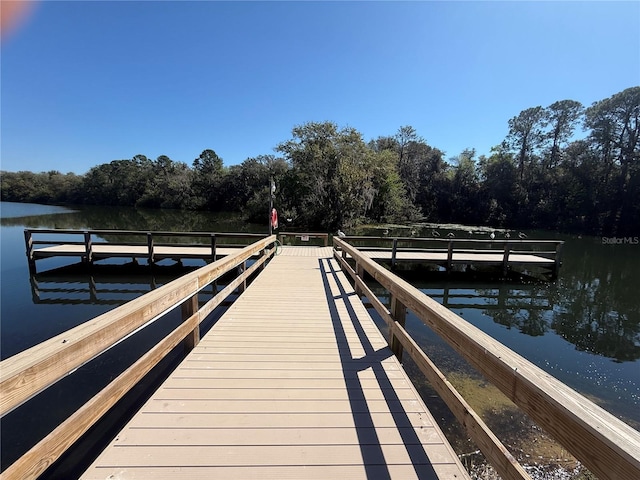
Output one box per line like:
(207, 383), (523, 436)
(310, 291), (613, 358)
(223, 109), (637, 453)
(320, 258), (440, 479)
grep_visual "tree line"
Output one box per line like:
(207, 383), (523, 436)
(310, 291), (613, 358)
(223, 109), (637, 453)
(1, 86), (638, 235)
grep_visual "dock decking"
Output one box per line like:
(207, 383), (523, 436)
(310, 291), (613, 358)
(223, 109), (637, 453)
(80, 246), (469, 479)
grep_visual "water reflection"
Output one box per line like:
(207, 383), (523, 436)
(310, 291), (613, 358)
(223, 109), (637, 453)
(0, 203), (265, 233)
(551, 237), (640, 363)
(364, 232), (640, 429)
(29, 262), (204, 305)
(391, 234), (640, 364)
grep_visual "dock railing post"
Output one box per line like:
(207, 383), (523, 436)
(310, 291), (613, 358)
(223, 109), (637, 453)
(147, 233), (154, 265)
(355, 261), (364, 296)
(391, 238), (398, 269)
(89, 275), (98, 302)
(84, 231), (93, 266)
(446, 240), (453, 273)
(390, 295), (407, 361)
(238, 261), (247, 293)
(553, 242), (564, 279)
(182, 293), (199, 351)
(24, 230), (36, 273)
(502, 242), (511, 277)
(260, 246), (267, 270)
(210, 234), (217, 262)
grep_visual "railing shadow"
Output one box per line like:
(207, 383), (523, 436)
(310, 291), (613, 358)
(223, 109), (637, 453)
(318, 257), (440, 479)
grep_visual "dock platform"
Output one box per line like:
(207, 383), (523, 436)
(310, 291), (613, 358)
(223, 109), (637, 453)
(4, 235), (638, 480)
(80, 247), (469, 479)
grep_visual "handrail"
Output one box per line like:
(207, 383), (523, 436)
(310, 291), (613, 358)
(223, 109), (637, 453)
(278, 232), (329, 246)
(24, 229), (267, 272)
(1, 236), (277, 480)
(340, 235), (563, 277)
(342, 235), (563, 245)
(24, 228), (265, 238)
(3, 235), (275, 416)
(333, 237), (640, 480)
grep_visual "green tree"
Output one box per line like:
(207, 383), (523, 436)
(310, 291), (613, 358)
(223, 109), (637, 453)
(137, 156), (192, 209)
(506, 106), (547, 183)
(584, 87), (640, 234)
(277, 121), (395, 230)
(414, 143), (448, 222)
(81, 156), (153, 206)
(480, 146), (519, 227)
(544, 100), (583, 169)
(191, 149), (224, 209)
(446, 150), (483, 224)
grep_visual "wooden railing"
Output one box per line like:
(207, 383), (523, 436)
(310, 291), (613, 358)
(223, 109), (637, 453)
(333, 237), (640, 480)
(342, 235), (564, 277)
(24, 229), (266, 271)
(277, 231), (329, 246)
(0, 236), (278, 480)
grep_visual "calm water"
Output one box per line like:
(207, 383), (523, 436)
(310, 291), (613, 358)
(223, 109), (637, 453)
(1, 202), (639, 475)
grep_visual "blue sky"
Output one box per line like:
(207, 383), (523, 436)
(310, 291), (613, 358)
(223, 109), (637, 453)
(1, 1), (639, 174)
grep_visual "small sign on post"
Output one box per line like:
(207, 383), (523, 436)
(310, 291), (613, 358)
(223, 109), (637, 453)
(301, 235), (309, 242)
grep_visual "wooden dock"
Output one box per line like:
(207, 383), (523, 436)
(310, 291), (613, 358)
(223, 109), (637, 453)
(5, 234), (638, 480)
(24, 230), (563, 280)
(342, 236), (564, 279)
(24, 229), (267, 273)
(80, 246), (468, 479)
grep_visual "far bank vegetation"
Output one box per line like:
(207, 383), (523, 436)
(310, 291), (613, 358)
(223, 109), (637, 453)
(2, 87), (638, 236)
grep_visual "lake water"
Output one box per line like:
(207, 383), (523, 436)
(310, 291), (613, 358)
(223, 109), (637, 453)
(1, 202), (638, 477)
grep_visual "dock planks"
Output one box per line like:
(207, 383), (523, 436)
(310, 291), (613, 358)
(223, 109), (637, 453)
(81, 246), (469, 479)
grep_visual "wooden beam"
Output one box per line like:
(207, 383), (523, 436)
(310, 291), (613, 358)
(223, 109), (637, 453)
(147, 233), (154, 264)
(182, 294), (199, 352)
(0, 236), (276, 417)
(393, 323), (530, 480)
(24, 230), (36, 273)
(502, 243), (511, 277)
(197, 245), (272, 321)
(210, 234), (217, 262)
(391, 238), (398, 268)
(0, 311), (200, 480)
(83, 231), (93, 265)
(389, 296), (406, 360)
(0, 275), (198, 417)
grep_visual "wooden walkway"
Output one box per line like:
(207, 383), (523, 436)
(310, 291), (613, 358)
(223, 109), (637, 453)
(81, 246), (469, 479)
